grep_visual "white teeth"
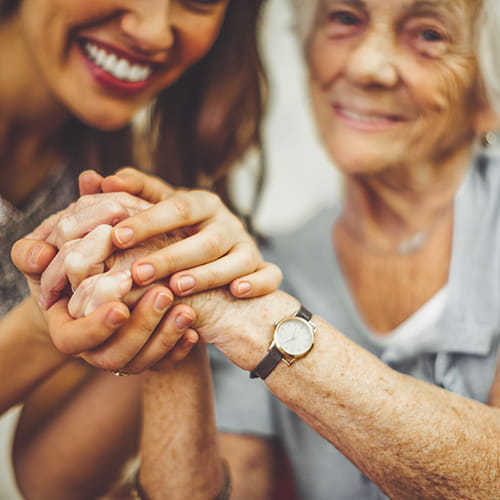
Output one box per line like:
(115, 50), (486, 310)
(103, 53), (117, 72)
(342, 108), (393, 123)
(84, 42), (153, 83)
(114, 59), (130, 80)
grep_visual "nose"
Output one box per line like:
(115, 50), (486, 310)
(344, 31), (399, 89)
(120, 0), (174, 54)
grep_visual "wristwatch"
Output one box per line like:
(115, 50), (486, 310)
(250, 305), (316, 380)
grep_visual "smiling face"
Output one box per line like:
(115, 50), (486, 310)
(305, 0), (486, 175)
(15, 0), (229, 130)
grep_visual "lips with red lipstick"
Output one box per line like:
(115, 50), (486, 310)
(79, 39), (162, 95)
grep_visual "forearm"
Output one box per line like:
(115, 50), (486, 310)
(14, 369), (142, 500)
(0, 297), (68, 413)
(140, 343), (226, 500)
(197, 290), (500, 500)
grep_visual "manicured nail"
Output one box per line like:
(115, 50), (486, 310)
(107, 308), (128, 328)
(154, 292), (171, 313)
(177, 276), (196, 293)
(115, 227), (134, 246)
(176, 312), (194, 330)
(237, 281), (251, 296)
(136, 263), (155, 283)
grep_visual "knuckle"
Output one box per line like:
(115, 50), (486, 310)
(238, 242), (259, 269)
(171, 196), (193, 223)
(205, 234), (224, 258)
(200, 190), (220, 206)
(199, 268), (219, 289)
(268, 263), (283, 284)
(56, 217), (76, 246)
(117, 166), (136, 177)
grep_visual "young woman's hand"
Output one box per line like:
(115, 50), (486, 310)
(11, 237), (198, 374)
(79, 168), (283, 298)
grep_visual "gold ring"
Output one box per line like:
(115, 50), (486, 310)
(112, 370), (129, 377)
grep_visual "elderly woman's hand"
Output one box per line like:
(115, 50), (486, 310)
(79, 168), (283, 299)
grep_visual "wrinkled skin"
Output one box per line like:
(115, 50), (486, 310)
(68, 230), (185, 318)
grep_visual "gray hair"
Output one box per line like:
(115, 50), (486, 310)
(289, 0), (319, 41)
(478, 0), (500, 115)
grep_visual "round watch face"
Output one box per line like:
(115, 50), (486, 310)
(275, 317), (314, 357)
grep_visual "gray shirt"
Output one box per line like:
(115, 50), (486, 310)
(211, 152), (500, 499)
(0, 166), (77, 316)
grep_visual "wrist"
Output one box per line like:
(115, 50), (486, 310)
(192, 290), (301, 372)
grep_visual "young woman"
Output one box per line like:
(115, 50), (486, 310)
(0, 0), (284, 497)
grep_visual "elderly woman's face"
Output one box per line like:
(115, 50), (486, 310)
(306, 0), (485, 174)
(16, 0), (229, 130)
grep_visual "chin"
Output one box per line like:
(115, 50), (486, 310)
(332, 151), (394, 177)
(75, 108), (133, 131)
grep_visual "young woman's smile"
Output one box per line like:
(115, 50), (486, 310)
(79, 38), (161, 96)
(15, 0), (229, 130)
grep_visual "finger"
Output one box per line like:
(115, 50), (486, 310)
(118, 304), (197, 374)
(229, 262), (283, 298)
(40, 224), (114, 309)
(46, 194), (152, 248)
(111, 190), (220, 249)
(79, 170), (105, 195)
(64, 224), (115, 290)
(101, 167), (175, 203)
(30, 211), (67, 241)
(47, 298), (130, 355)
(11, 238), (57, 280)
(80, 287), (176, 372)
(130, 223), (242, 286)
(40, 239), (82, 309)
(68, 270), (133, 319)
(167, 240), (261, 296)
(149, 328), (199, 371)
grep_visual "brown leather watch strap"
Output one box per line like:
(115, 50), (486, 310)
(249, 345), (283, 379)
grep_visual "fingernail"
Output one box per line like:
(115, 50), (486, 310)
(177, 276), (195, 294)
(107, 308), (128, 327)
(154, 292), (171, 313)
(29, 245), (45, 267)
(136, 263), (155, 283)
(115, 227), (134, 246)
(176, 313), (194, 330)
(237, 281), (251, 296)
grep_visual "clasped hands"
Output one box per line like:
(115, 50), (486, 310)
(12, 168), (281, 373)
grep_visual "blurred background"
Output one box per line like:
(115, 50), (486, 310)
(0, 1), (341, 497)
(231, 0), (340, 235)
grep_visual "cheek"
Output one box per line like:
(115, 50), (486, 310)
(409, 57), (478, 122)
(306, 35), (346, 87)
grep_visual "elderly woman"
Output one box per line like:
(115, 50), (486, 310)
(12, 0), (500, 498)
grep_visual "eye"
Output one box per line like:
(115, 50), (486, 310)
(325, 10), (364, 38)
(184, 0), (224, 11)
(420, 29), (444, 42)
(404, 20), (449, 58)
(329, 11), (362, 26)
